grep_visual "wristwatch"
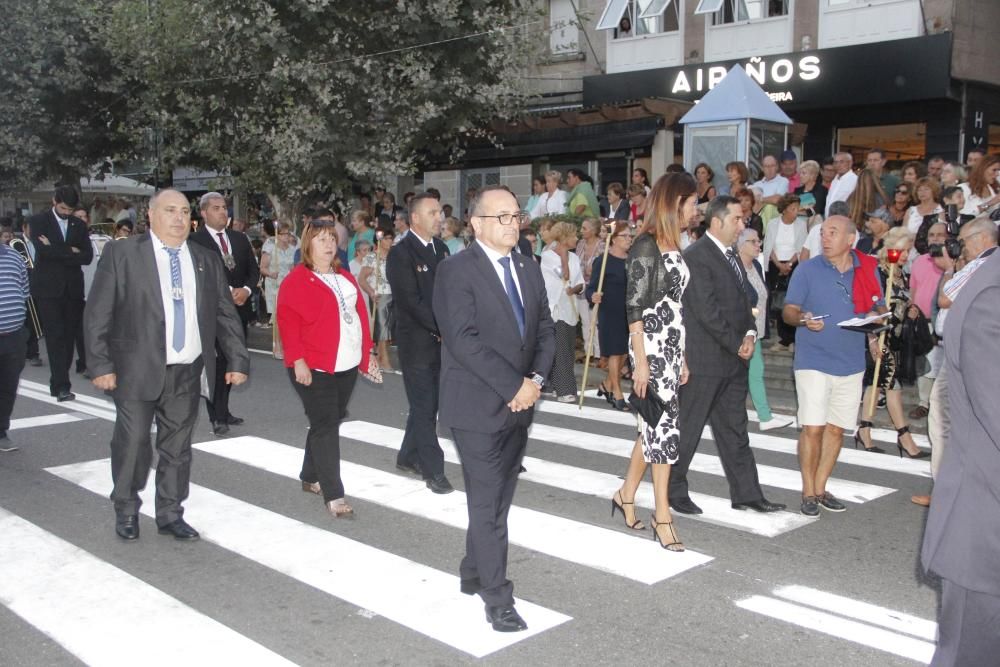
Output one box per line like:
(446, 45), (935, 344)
(529, 372), (544, 388)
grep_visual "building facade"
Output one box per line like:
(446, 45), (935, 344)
(422, 0), (1000, 213)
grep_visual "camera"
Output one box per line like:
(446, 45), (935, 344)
(940, 204), (975, 259)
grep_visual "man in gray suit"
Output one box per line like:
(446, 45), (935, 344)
(921, 248), (1000, 666)
(85, 189), (249, 542)
(433, 186), (555, 633)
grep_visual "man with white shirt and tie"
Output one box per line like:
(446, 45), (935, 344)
(189, 192), (258, 435)
(26, 185), (93, 402)
(825, 152), (859, 218)
(386, 193), (453, 493)
(85, 189), (248, 541)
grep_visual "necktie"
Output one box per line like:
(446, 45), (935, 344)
(217, 232), (229, 255)
(164, 247), (185, 352)
(725, 248), (745, 287)
(498, 256), (526, 338)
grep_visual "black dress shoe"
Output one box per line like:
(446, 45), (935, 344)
(460, 577), (482, 596)
(732, 499), (787, 513)
(671, 498), (703, 515)
(225, 415), (244, 426)
(426, 474), (454, 494)
(28, 357), (43, 367)
(485, 604), (527, 632)
(56, 390), (76, 403)
(157, 519), (200, 540)
(395, 461), (424, 477)
(115, 515), (140, 540)
(211, 421), (230, 436)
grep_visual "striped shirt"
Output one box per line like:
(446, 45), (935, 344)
(0, 244), (29, 334)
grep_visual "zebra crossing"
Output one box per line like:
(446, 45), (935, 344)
(7, 378), (936, 664)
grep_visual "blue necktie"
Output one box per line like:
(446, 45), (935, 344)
(498, 256), (525, 338)
(164, 247), (185, 352)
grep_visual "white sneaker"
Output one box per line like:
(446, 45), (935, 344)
(759, 416), (794, 432)
(556, 394), (577, 403)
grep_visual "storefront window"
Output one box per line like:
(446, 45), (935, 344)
(838, 123), (927, 165)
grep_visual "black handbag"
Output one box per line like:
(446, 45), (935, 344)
(627, 383), (667, 426)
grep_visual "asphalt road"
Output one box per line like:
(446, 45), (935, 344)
(0, 347), (941, 667)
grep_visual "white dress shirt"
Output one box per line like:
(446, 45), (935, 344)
(476, 240), (524, 309)
(705, 230), (756, 340)
(825, 171), (858, 217)
(151, 232), (202, 365)
(529, 190), (568, 219)
(51, 208), (68, 239)
(752, 175), (789, 199)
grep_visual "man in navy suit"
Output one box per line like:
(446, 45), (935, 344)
(26, 185), (93, 401)
(433, 186), (555, 633)
(386, 192), (453, 493)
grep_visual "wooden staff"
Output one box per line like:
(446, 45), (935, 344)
(578, 221), (615, 409)
(865, 248), (902, 419)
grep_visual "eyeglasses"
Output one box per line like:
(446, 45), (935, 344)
(475, 212), (530, 226)
(895, 189), (909, 195)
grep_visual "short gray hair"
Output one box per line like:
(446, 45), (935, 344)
(963, 216), (999, 243)
(354, 239), (373, 252)
(199, 191), (226, 210)
(738, 228), (759, 246)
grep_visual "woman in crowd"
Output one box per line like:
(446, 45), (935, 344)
(628, 183), (647, 225)
(441, 216), (465, 254)
(763, 194), (807, 350)
(358, 225), (395, 372)
(588, 222), (632, 411)
(606, 182), (630, 220)
(277, 220), (379, 518)
(964, 154), (1000, 215)
(346, 210), (374, 263)
(734, 186), (764, 237)
(906, 177), (942, 235)
(525, 176), (546, 217)
(887, 182), (913, 226)
(793, 159), (827, 221)
(854, 227), (929, 459)
(530, 170), (568, 219)
(261, 220), (299, 358)
(901, 161), (926, 184)
(541, 221), (585, 403)
(724, 161), (750, 195)
(694, 163), (717, 204)
(567, 168), (600, 218)
(632, 167), (651, 194)
(612, 172), (694, 552)
(535, 216), (557, 258)
(738, 227), (790, 431)
(940, 162), (966, 189)
(847, 168), (889, 231)
(349, 239), (372, 314)
(576, 218), (605, 362)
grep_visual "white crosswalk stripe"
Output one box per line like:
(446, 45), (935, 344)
(8, 413), (92, 430)
(45, 458), (571, 658)
(0, 507), (296, 667)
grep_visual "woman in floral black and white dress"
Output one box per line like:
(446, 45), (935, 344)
(610, 172), (695, 553)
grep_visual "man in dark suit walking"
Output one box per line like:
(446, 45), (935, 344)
(85, 189), (248, 541)
(922, 248), (1000, 666)
(670, 196), (785, 515)
(433, 186), (555, 633)
(189, 192), (259, 435)
(26, 185), (93, 401)
(386, 192), (454, 493)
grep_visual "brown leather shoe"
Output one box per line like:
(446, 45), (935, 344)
(301, 481), (321, 495)
(908, 406), (929, 419)
(911, 494), (931, 507)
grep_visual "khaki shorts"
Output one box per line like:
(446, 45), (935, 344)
(794, 369), (864, 429)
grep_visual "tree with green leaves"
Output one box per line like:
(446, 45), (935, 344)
(107, 0), (542, 218)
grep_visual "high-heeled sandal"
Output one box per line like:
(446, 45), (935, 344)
(596, 383), (615, 407)
(650, 515), (684, 552)
(611, 397), (630, 412)
(326, 498), (355, 518)
(853, 421), (885, 453)
(896, 426), (930, 459)
(611, 491), (645, 530)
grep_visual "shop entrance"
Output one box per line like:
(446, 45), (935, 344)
(837, 122), (927, 169)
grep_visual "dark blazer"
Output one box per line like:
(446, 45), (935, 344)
(188, 226), (260, 323)
(922, 251), (1000, 595)
(681, 233), (756, 377)
(433, 242), (555, 433)
(386, 231), (450, 367)
(26, 210), (93, 299)
(608, 200), (630, 221)
(83, 234), (249, 402)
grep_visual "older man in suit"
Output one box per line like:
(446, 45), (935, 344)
(386, 192), (453, 493)
(26, 185), (94, 401)
(670, 195), (785, 515)
(921, 249), (1000, 666)
(85, 189), (248, 542)
(189, 192), (259, 435)
(433, 186), (555, 633)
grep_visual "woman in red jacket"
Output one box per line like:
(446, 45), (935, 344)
(277, 220), (380, 518)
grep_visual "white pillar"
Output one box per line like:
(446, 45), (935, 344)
(650, 128), (676, 179)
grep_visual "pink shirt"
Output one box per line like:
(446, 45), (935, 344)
(909, 254), (943, 317)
